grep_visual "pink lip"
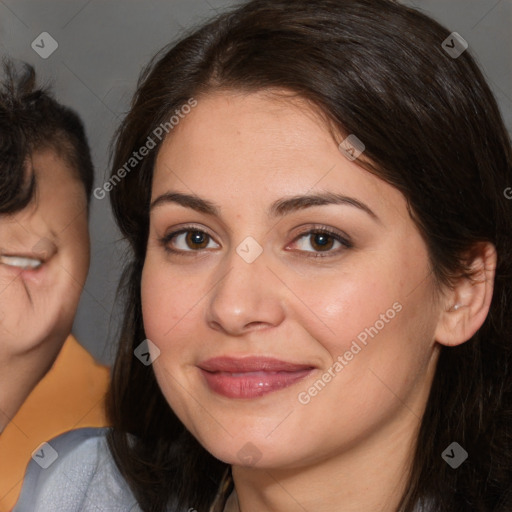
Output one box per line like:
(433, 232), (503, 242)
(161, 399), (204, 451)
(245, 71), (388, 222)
(0, 259), (47, 284)
(198, 356), (315, 399)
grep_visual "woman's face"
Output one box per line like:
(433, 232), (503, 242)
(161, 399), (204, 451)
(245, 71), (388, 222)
(142, 90), (442, 469)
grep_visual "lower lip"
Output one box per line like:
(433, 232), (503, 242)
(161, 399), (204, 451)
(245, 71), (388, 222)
(199, 368), (314, 399)
(1, 263), (45, 282)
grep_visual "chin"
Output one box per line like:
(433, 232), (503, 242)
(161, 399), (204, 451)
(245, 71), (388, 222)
(193, 429), (308, 470)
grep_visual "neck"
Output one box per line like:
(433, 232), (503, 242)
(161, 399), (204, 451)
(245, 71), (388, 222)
(231, 409), (420, 512)
(0, 343), (58, 433)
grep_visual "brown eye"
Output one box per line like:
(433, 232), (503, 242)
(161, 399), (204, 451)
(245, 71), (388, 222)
(309, 232), (336, 252)
(290, 227), (352, 258)
(184, 231), (210, 249)
(160, 227), (219, 255)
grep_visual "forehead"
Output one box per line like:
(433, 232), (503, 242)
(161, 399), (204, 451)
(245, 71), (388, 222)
(30, 147), (79, 185)
(20, 148), (87, 219)
(152, 90), (405, 223)
(154, 91), (340, 186)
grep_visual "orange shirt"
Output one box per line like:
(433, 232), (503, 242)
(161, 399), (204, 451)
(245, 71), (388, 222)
(0, 335), (110, 511)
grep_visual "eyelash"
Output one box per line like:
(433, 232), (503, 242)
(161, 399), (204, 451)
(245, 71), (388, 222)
(158, 224), (353, 259)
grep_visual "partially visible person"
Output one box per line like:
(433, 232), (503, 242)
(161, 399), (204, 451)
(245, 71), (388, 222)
(0, 59), (110, 510)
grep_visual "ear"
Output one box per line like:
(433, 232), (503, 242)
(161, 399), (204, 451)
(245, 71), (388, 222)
(434, 242), (497, 347)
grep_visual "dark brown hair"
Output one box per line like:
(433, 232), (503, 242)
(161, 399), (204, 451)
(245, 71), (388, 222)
(106, 1), (512, 510)
(0, 59), (94, 214)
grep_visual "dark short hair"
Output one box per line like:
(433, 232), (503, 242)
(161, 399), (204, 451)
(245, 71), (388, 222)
(0, 58), (94, 215)
(106, 1), (512, 511)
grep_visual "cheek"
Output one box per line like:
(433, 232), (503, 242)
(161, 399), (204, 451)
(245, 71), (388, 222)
(69, 221), (90, 279)
(290, 262), (402, 361)
(141, 261), (163, 340)
(295, 245), (433, 392)
(59, 220), (90, 306)
(140, 255), (204, 427)
(140, 254), (195, 353)
(0, 277), (26, 334)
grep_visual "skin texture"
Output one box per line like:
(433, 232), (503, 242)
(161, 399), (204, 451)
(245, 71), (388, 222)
(0, 148), (90, 431)
(141, 90), (496, 512)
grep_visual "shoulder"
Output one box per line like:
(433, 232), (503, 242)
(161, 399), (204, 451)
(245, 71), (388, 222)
(13, 427), (142, 512)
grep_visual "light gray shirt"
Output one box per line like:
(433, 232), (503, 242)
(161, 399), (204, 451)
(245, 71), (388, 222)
(14, 427), (433, 512)
(13, 427), (141, 512)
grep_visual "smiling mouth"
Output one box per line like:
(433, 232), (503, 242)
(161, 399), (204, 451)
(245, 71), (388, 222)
(0, 255), (43, 270)
(198, 356), (315, 399)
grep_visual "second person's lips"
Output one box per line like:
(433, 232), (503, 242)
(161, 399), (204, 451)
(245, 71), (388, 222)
(0, 254), (43, 269)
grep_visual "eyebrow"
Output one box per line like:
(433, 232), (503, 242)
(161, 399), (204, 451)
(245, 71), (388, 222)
(150, 191), (381, 223)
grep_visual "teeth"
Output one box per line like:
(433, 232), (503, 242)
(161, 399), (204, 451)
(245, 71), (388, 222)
(0, 255), (43, 269)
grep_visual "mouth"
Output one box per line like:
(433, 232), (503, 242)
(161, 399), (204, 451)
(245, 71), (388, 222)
(0, 255), (43, 270)
(197, 356), (315, 399)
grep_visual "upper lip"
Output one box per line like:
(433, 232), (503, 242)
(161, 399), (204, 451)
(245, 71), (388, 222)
(198, 356), (315, 373)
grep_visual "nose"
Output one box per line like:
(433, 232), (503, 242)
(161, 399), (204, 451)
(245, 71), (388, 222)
(205, 245), (286, 336)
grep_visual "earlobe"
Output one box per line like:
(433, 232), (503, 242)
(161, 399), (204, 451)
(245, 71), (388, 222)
(434, 242), (497, 347)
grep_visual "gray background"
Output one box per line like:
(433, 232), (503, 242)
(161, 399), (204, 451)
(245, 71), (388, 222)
(1, 0), (510, 365)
